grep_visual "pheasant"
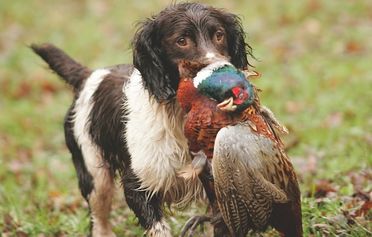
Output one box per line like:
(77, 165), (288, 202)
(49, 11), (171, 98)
(176, 61), (302, 237)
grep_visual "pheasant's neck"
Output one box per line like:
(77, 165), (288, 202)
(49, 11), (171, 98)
(177, 78), (202, 113)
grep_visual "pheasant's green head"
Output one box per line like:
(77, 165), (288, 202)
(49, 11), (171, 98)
(193, 61), (255, 112)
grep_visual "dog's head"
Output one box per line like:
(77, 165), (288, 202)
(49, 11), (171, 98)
(132, 2), (253, 102)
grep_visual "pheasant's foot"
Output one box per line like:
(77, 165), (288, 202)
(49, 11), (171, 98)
(179, 215), (211, 237)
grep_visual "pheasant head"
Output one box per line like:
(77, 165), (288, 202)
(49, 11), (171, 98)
(178, 60), (256, 112)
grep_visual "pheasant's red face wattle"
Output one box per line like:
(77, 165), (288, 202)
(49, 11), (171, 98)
(232, 86), (248, 105)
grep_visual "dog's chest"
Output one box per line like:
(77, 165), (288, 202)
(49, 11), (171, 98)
(123, 70), (190, 194)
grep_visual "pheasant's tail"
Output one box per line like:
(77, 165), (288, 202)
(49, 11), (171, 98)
(260, 105), (289, 134)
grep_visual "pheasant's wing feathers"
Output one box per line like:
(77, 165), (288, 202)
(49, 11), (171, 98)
(234, 166), (272, 230)
(214, 157), (252, 236)
(213, 124), (290, 233)
(251, 172), (288, 203)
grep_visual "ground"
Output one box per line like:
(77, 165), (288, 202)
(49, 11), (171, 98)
(0, 0), (371, 236)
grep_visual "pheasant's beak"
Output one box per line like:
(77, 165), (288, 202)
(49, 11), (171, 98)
(217, 97), (237, 111)
(243, 70), (259, 79)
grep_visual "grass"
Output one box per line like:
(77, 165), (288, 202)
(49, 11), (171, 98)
(0, 0), (371, 236)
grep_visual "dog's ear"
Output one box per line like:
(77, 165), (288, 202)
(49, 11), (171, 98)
(132, 19), (176, 102)
(222, 13), (253, 70)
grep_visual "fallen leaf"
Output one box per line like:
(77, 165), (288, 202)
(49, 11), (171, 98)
(349, 169), (372, 193)
(13, 81), (32, 99)
(313, 179), (337, 198)
(40, 80), (58, 94)
(16, 231), (28, 237)
(3, 213), (18, 232)
(307, 0), (321, 13)
(345, 41), (363, 54)
(343, 210), (356, 225)
(353, 201), (372, 217)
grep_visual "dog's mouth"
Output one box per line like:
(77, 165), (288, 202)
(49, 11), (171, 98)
(217, 86), (249, 112)
(178, 60), (208, 79)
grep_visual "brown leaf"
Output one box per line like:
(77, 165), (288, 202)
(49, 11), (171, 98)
(345, 41), (363, 54)
(307, 0), (321, 13)
(352, 191), (370, 201)
(16, 231), (28, 237)
(353, 201), (372, 217)
(341, 210), (355, 225)
(313, 179), (337, 198)
(40, 80), (58, 94)
(13, 81), (32, 99)
(3, 213), (17, 232)
(349, 169), (372, 193)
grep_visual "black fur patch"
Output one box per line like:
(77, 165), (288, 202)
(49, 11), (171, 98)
(122, 168), (163, 229)
(64, 102), (94, 200)
(89, 65), (134, 175)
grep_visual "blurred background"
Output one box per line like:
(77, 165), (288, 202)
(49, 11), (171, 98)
(0, 0), (371, 236)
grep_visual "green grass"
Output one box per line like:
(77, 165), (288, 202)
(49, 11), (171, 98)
(1, 0), (371, 236)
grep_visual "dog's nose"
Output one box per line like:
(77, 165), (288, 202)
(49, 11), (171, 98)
(201, 52), (229, 64)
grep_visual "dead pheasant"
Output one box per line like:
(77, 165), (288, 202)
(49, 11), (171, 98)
(177, 61), (302, 237)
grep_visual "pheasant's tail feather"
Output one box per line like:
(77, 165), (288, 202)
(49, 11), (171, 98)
(260, 105), (289, 134)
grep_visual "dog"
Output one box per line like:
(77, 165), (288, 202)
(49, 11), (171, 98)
(32, 2), (252, 236)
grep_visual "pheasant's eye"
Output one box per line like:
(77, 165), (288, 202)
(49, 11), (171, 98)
(177, 37), (188, 47)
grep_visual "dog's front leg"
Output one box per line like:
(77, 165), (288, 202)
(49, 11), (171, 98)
(122, 168), (172, 237)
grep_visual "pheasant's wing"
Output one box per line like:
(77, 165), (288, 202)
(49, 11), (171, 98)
(213, 152), (252, 237)
(212, 123), (289, 235)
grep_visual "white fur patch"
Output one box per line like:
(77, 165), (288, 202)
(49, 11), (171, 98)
(205, 52), (216, 59)
(73, 69), (110, 173)
(73, 69), (115, 237)
(193, 60), (232, 88)
(124, 69), (202, 205)
(145, 220), (172, 237)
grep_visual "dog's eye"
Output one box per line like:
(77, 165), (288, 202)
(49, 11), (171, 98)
(215, 30), (225, 42)
(177, 37), (188, 47)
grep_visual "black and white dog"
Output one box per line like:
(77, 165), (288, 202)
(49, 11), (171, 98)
(32, 3), (252, 236)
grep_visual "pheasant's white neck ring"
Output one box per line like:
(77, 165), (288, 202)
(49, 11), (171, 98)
(193, 61), (233, 88)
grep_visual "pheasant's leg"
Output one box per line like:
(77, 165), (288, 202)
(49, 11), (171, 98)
(180, 213), (224, 237)
(180, 215), (211, 237)
(180, 162), (229, 237)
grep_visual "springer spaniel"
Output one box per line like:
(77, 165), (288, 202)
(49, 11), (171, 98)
(32, 2), (253, 236)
